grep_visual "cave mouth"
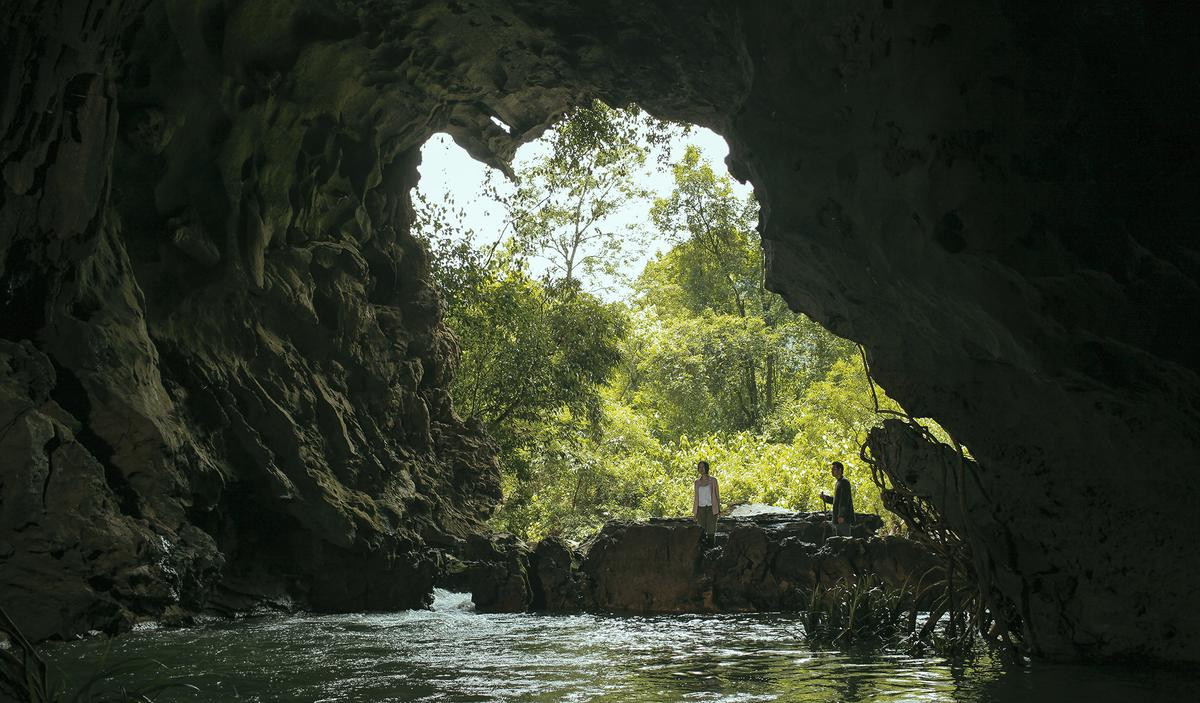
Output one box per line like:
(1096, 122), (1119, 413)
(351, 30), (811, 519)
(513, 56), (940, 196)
(408, 105), (937, 545)
(4, 0), (1197, 671)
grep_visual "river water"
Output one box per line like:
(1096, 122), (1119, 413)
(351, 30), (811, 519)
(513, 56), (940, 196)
(43, 590), (1191, 702)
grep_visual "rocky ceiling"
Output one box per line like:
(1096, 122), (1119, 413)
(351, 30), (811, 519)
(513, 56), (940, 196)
(2, 0), (1197, 662)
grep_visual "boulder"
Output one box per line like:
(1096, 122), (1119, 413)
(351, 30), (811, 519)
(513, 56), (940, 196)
(464, 515), (939, 616)
(529, 537), (583, 612)
(578, 521), (711, 613)
(437, 534), (531, 613)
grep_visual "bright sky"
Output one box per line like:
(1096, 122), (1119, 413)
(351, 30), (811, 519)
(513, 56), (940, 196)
(415, 123), (752, 301)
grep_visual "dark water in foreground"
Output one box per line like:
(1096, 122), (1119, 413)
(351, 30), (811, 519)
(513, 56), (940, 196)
(44, 590), (1192, 702)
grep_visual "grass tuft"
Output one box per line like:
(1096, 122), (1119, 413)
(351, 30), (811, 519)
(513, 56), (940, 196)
(0, 606), (199, 702)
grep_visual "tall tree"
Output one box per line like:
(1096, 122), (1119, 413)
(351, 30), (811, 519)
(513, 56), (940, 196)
(412, 114), (632, 537)
(492, 100), (676, 292)
(629, 146), (849, 437)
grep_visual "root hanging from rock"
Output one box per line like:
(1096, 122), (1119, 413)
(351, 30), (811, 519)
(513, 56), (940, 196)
(857, 347), (1027, 660)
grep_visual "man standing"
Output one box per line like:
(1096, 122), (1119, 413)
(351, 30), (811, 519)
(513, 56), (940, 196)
(820, 461), (855, 537)
(693, 460), (720, 544)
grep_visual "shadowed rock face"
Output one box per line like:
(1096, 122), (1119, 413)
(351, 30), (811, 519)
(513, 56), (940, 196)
(1, 0), (502, 639)
(575, 516), (909, 614)
(2, 0), (1197, 661)
(446, 515), (934, 616)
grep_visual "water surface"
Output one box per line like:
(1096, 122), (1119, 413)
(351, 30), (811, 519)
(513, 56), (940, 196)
(44, 591), (1191, 702)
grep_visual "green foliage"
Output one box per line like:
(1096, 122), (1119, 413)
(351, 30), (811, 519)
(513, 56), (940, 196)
(490, 100), (685, 292)
(416, 105), (927, 542)
(627, 145), (852, 438)
(445, 267), (624, 434)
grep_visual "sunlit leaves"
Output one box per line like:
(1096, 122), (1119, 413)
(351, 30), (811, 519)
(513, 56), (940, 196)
(413, 108), (921, 542)
(492, 100), (688, 292)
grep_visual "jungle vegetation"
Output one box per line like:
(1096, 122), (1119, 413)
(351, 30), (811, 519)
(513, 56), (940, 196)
(414, 101), (910, 541)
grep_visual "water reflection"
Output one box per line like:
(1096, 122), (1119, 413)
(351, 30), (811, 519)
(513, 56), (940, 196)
(42, 591), (1194, 702)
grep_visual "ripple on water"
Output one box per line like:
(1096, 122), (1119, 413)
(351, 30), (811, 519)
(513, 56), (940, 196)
(42, 591), (1197, 702)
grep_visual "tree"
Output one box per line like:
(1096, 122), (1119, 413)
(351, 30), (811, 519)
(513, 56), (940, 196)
(624, 146), (852, 439)
(414, 179), (628, 539)
(491, 100), (682, 292)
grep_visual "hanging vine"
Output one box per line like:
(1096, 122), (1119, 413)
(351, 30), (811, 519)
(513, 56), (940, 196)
(855, 345), (1027, 660)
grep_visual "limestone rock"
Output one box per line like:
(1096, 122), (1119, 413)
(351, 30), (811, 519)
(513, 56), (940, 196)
(455, 516), (936, 617)
(438, 533), (532, 613)
(1, 0), (501, 640)
(529, 537), (583, 612)
(579, 520), (710, 613)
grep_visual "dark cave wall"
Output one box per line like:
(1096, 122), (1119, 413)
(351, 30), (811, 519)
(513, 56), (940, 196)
(725, 1), (1200, 661)
(1, 0), (502, 639)
(2, 0), (1198, 662)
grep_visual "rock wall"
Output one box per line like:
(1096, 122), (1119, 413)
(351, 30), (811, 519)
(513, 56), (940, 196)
(444, 514), (935, 615)
(0, 0), (502, 639)
(2, 0), (1198, 661)
(727, 3), (1200, 662)
(575, 516), (920, 615)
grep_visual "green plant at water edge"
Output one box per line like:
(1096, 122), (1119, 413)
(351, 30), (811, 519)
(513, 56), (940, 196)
(868, 431), (1025, 660)
(798, 568), (994, 658)
(1, 606), (50, 702)
(1, 606), (198, 702)
(800, 575), (924, 648)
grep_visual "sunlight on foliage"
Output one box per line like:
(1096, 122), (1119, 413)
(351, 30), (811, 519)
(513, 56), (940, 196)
(414, 101), (947, 542)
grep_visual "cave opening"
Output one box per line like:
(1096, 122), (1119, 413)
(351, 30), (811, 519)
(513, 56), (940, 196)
(410, 102), (931, 545)
(4, 3), (1199, 697)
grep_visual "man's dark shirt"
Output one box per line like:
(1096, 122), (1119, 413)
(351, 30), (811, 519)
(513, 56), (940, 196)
(822, 477), (855, 524)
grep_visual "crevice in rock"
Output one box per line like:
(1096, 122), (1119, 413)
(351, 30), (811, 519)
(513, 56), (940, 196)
(46, 358), (142, 519)
(0, 241), (48, 340)
(39, 429), (63, 507)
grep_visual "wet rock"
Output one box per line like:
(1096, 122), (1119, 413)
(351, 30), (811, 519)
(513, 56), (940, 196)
(713, 523), (779, 611)
(579, 521), (710, 613)
(0, 339), (223, 639)
(529, 537), (583, 612)
(2, 1), (501, 640)
(505, 516), (935, 616)
(862, 534), (944, 590)
(439, 534), (531, 613)
(772, 539), (821, 592)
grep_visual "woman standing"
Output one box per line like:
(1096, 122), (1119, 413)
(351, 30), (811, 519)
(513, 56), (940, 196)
(692, 460), (721, 542)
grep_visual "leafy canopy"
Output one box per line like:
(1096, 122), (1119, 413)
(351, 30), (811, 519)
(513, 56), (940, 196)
(415, 104), (927, 541)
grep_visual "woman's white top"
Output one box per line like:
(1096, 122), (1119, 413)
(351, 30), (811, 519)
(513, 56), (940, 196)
(696, 483), (713, 507)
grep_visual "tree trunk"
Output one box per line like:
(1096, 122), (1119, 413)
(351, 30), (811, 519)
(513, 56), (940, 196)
(745, 359), (760, 430)
(765, 352), (775, 415)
